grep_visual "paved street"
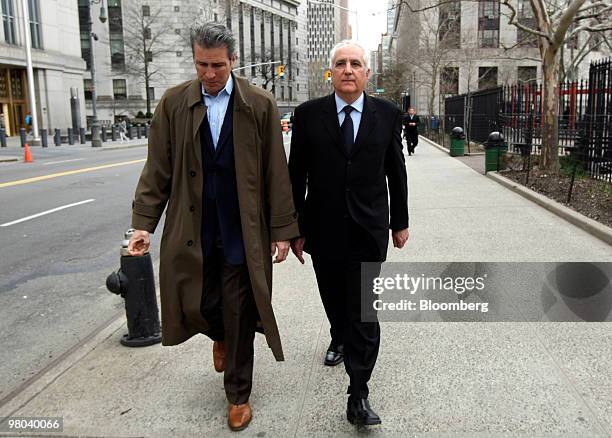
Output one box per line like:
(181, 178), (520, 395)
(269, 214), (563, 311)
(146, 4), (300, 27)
(0, 142), (152, 402)
(0, 135), (610, 437)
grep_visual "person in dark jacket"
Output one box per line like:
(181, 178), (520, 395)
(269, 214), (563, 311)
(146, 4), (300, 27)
(289, 40), (409, 427)
(402, 107), (419, 155)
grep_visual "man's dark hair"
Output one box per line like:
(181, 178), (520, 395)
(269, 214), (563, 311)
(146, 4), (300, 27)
(190, 22), (236, 58)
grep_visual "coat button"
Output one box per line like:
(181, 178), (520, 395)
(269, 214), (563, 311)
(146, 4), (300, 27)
(189, 205), (195, 212)
(190, 171), (196, 177)
(348, 160), (352, 165)
(187, 240), (193, 246)
(346, 188), (350, 192)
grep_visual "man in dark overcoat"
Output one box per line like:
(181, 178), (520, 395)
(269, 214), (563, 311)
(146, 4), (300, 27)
(289, 40), (409, 426)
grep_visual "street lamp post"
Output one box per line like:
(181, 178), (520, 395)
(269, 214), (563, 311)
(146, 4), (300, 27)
(20, 0), (40, 146)
(88, 0), (107, 147)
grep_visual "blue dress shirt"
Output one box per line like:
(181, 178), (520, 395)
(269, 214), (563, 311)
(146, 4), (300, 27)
(202, 75), (234, 149)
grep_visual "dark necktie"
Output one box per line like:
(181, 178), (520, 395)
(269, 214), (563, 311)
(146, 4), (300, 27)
(341, 105), (355, 153)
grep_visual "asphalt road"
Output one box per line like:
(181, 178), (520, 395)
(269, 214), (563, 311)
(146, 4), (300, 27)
(0, 144), (162, 402)
(0, 134), (293, 404)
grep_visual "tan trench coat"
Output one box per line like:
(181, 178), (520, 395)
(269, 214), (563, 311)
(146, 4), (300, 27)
(131, 75), (299, 361)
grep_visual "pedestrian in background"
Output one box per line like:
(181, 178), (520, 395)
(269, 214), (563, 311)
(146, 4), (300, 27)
(402, 107), (420, 155)
(289, 40), (409, 427)
(127, 22), (298, 432)
(119, 119), (128, 142)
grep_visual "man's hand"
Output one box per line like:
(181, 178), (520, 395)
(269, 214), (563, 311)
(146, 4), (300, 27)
(271, 240), (290, 263)
(392, 228), (409, 249)
(128, 230), (150, 256)
(290, 237), (305, 264)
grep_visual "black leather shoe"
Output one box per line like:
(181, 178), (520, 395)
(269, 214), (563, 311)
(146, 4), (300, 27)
(324, 344), (344, 366)
(346, 397), (381, 425)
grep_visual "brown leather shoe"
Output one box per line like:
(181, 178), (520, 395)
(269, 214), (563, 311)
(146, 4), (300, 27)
(227, 402), (252, 431)
(213, 341), (226, 373)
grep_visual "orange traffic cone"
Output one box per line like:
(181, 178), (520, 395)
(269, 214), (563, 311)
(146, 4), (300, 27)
(24, 143), (33, 163)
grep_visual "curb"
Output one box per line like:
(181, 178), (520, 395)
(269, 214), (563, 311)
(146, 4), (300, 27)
(0, 312), (125, 416)
(422, 137), (485, 156)
(98, 142), (148, 151)
(487, 171), (612, 246)
(0, 156), (19, 163)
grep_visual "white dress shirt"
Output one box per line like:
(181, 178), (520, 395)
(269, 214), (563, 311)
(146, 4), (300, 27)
(335, 92), (364, 142)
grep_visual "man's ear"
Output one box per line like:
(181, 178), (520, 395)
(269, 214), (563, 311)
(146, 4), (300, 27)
(230, 56), (237, 69)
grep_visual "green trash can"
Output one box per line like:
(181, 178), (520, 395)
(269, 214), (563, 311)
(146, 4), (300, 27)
(484, 131), (507, 172)
(449, 127), (465, 157)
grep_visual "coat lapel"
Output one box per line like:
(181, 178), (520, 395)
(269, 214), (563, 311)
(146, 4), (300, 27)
(188, 79), (206, 169)
(351, 93), (377, 158)
(320, 93), (347, 158)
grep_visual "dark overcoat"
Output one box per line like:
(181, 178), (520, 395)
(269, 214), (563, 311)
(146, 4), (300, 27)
(131, 75), (299, 361)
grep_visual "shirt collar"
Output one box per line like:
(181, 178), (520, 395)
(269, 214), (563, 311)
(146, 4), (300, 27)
(335, 92), (364, 115)
(202, 74), (234, 98)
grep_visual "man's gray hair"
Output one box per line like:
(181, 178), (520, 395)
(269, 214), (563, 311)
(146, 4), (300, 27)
(190, 22), (237, 58)
(328, 40), (370, 70)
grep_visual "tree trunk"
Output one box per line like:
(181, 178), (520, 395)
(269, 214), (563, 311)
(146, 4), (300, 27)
(540, 48), (560, 173)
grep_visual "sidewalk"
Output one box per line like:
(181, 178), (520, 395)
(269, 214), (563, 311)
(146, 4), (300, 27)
(1, 138), (611, 437)
(0, 134), (147, 153)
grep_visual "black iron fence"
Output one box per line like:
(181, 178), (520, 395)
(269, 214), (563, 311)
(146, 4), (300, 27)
(436, 58), (611, 184)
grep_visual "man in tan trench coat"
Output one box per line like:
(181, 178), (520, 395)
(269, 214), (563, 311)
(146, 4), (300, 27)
(127, 23), (299, 431)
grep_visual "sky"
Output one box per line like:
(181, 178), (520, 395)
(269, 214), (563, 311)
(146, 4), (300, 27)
(348, 0), (390, 51)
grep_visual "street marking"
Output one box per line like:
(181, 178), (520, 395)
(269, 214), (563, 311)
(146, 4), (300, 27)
(0, 199), (95, 227)
(0, 159), (146, 188)
(42, 159), (84, 166)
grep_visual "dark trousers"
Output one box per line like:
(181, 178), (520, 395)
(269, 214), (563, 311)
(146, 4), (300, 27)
(312, 218), (382, 399)
(201, 244), (257, 405)
(405, 130), (418, 152)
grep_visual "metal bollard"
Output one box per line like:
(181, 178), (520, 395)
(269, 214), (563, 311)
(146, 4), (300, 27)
(106, 229), (162, 347)
(79, 127), (86, 144)
(136, 124), (142, 139)
(101, 126), (107, 142)
(54, 128), (61, 146)
(111, 125), (118, 141)
(144, 123), (150, 138)
(127, 126), (134, 140)
(19, 128), (26, 147)
(40, 129), (48, 147)
(0, 128), (6, 147)
(67, 128), (74, 145)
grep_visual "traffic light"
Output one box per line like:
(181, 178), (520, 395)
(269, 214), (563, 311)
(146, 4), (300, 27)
(277, 64), (285, 78)
(324, 70), (332, 81)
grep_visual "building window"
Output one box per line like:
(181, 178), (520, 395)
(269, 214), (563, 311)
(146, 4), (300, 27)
(175, 28), (181, 34)
(84, 79), (93, 100)
(78, 0), (91, 68)
(518, 66), (537, 84)
(1, 0), (16, 45)
(440, 67), (459, 95)
(108, 0), (125, 70)
(176, 51), (182, 57)
(113, 79), (127, 99)
(174, 5), (179, 12)
(28, 0), (42, 49)
(144, 27), (151, 39)
(148, 87), (155, 101)
(142, 5), (150, 16)
(478, 0), (499, 48)
(438, 1), (461, 49)
(478, 66), (498, 90)
(214, 13), (218, 22)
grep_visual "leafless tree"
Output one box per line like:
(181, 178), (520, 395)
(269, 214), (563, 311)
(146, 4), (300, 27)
(398, 0), (611, 173)
(121, 0), (176, 116)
